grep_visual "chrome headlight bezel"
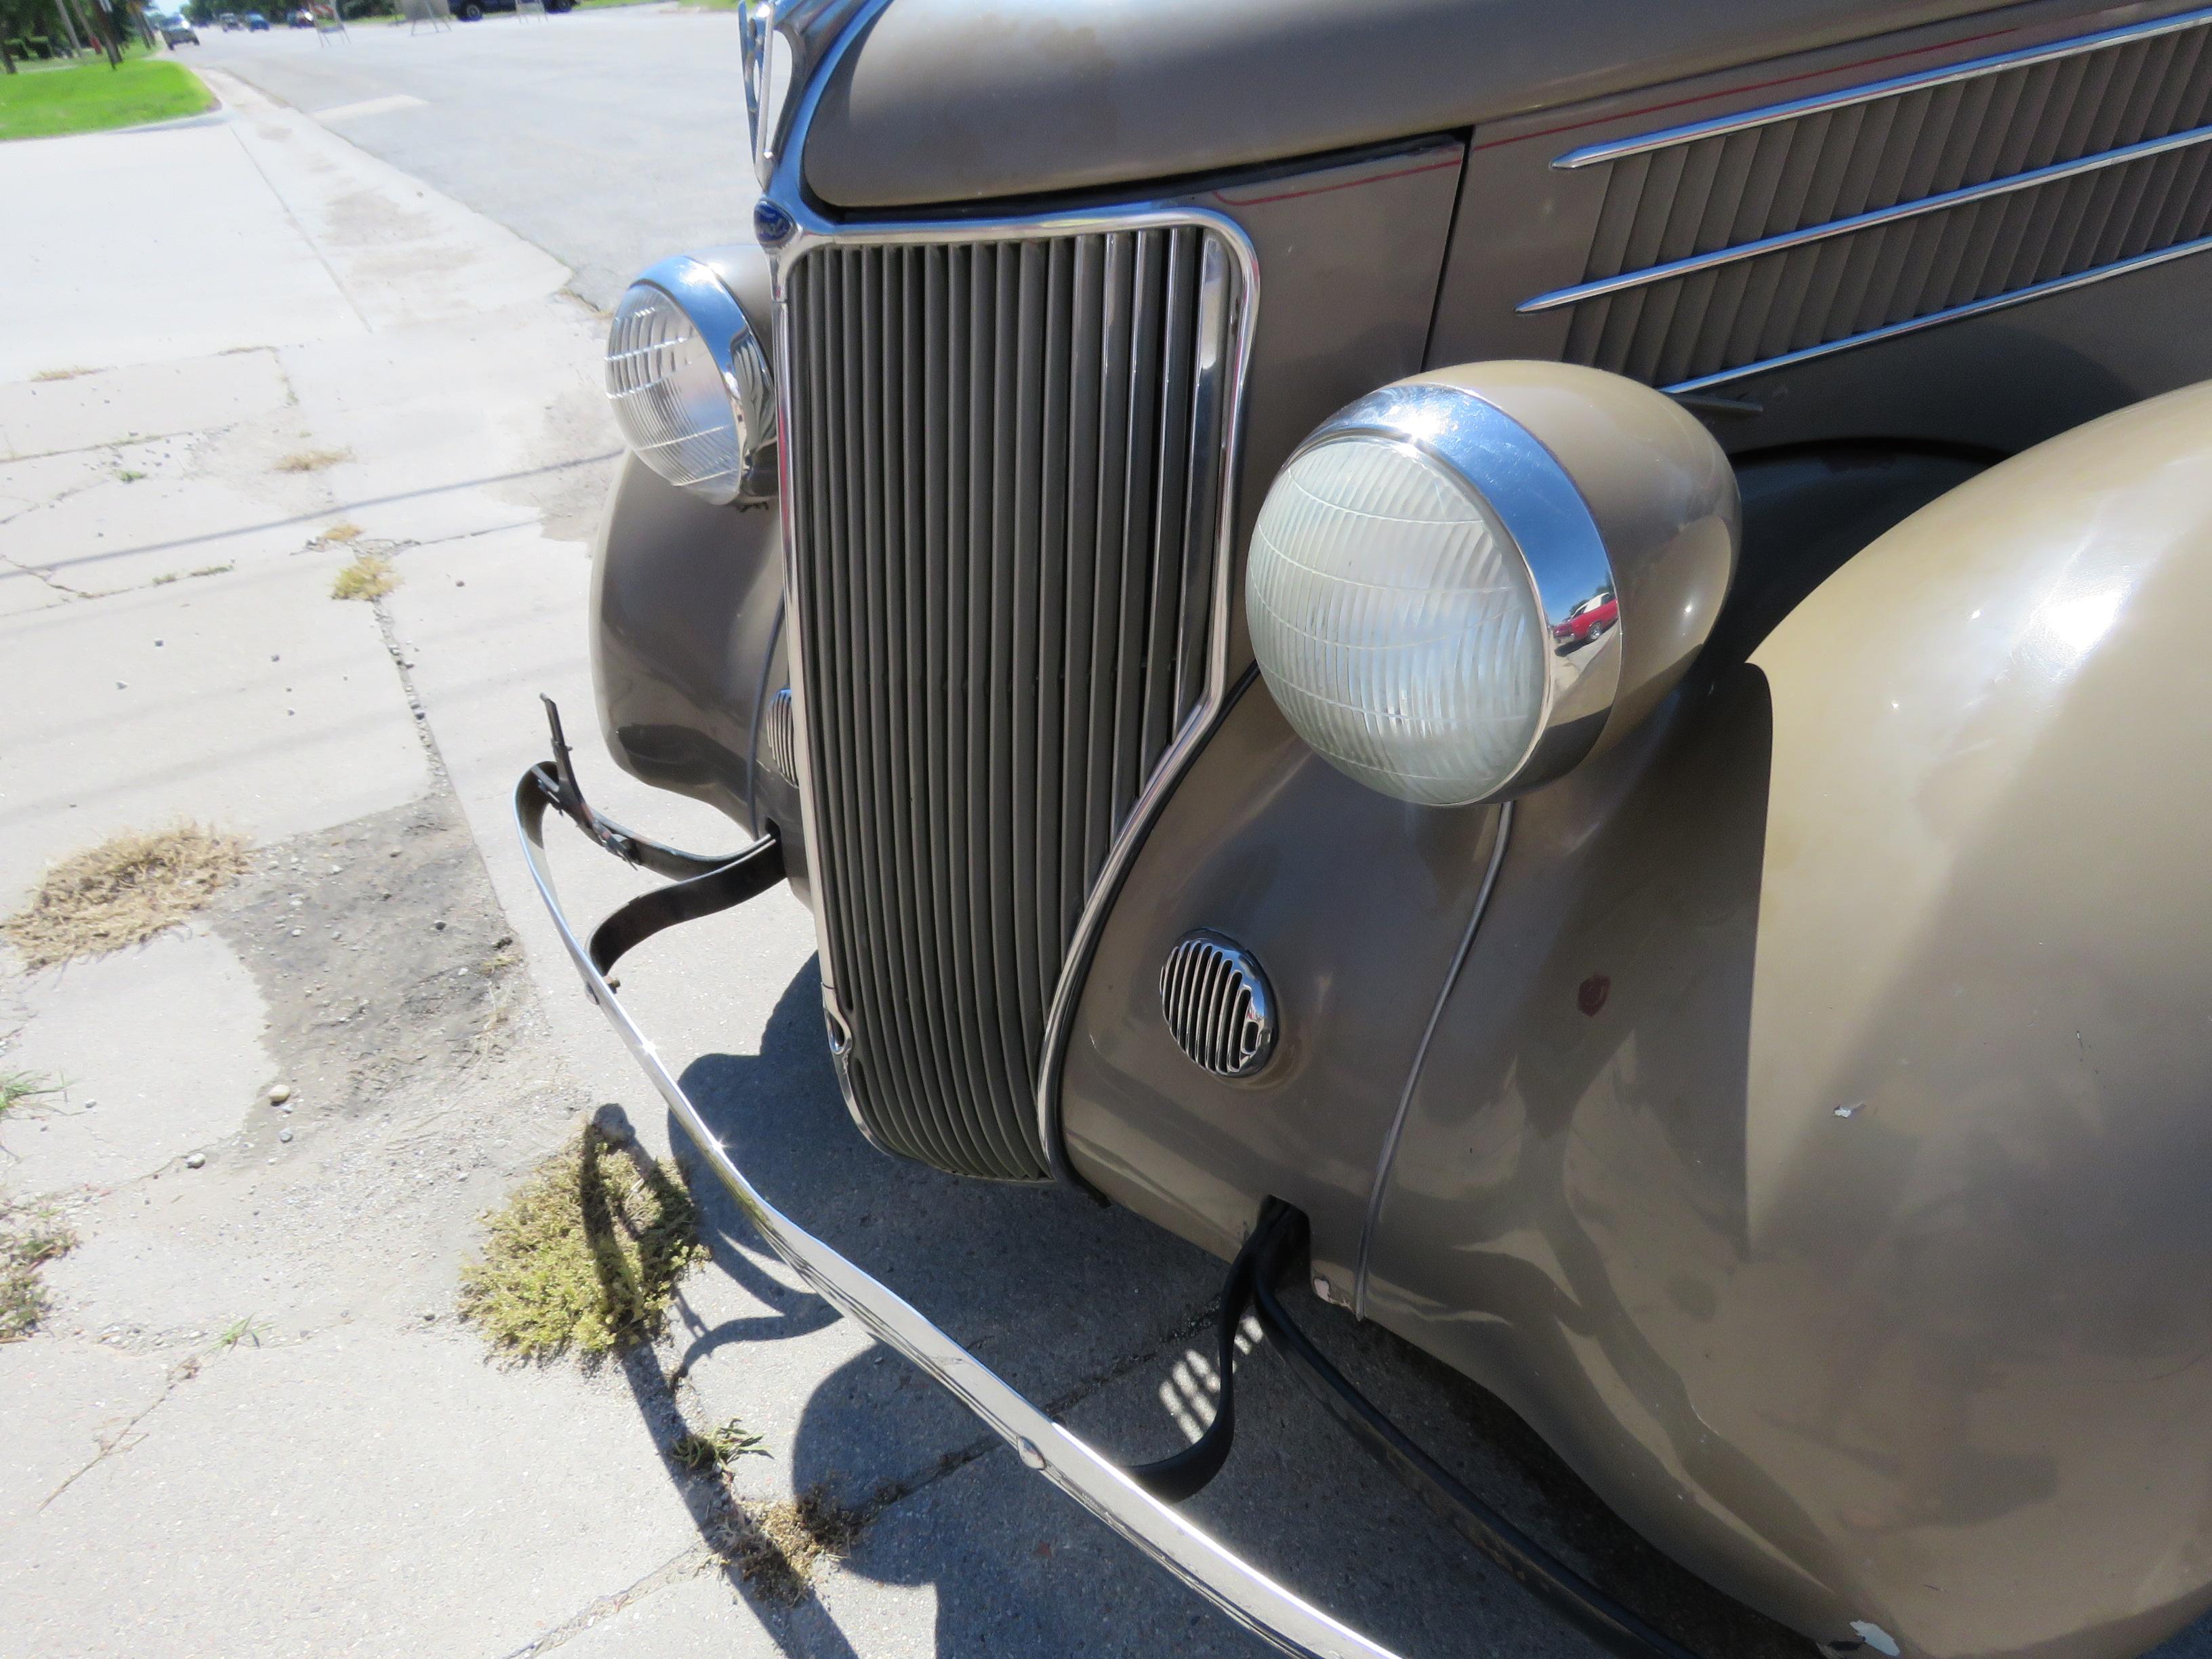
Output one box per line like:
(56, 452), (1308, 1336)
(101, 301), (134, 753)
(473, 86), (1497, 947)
(605, 254), (777, 508)
(1248, 382), (1622, 806)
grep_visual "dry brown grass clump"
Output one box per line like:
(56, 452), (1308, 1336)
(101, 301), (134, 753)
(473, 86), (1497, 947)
(735, 1488), (867, 1603)
(457, 1126), (705, 1359)
(3, 824), (252, 970)
(331, 551), (396, 600)
(32, 367), (93, 382)
(1, 1202), (78, 1342)
(274, 448), (350, 473)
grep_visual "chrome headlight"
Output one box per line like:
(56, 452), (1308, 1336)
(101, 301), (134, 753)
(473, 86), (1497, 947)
(1248, 365), (1737, 806)
(604, 255), (776, 507)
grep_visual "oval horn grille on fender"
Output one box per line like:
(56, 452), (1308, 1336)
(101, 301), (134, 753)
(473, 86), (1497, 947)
(1161, 932), (1276, 1079)
(757, 687), (797, 788)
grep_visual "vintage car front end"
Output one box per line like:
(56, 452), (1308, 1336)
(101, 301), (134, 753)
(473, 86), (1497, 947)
(524, 2), (2212, 1655)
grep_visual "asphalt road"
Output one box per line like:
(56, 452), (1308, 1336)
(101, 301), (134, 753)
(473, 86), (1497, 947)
(190, 5), (758, 309)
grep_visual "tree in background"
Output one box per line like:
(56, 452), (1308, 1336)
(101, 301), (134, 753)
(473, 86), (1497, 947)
(2, 0), (132, 64)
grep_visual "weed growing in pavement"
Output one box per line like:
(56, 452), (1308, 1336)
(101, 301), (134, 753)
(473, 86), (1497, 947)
(670, 1417), (769, 1475)
(0, 1203), (78, 1343)
(117, 470), (144, 483)
(216, 1315), (268, 1350)
(321, 522), (365, 546)
(457, 1125), (706, 1360)
(331, 551), (396, 601)
(735, 1488), (868, 1603)
(0, 1070), (62, 1124)
(3, 823), (253, 970)
(150, 562), (236, 587)
(31, 367), (93, 382)
(274, 448), (350, 474)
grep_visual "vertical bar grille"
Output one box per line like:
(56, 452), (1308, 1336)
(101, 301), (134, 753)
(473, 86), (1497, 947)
(785, 227), (1237, 1181)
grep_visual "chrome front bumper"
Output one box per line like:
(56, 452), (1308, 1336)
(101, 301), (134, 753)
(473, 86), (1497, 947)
(510, 757), (1407, 1659)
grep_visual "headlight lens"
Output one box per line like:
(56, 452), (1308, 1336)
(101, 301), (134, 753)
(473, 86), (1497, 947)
(1248, 435), (1547, 806)
(605, 272), (772, 506)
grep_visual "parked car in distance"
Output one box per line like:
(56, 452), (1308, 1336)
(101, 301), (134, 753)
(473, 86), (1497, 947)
(244, 10), (268, 28)
(453, 0), (573, 17)
(216, 10), (239, 26)
(159, 15), (198, 43)
(287, 8), (310, 24)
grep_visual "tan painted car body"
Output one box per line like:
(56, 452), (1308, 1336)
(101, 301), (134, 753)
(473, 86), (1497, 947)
(1360, 382), (2212, 1658)
(585, 1), (2212, 1652)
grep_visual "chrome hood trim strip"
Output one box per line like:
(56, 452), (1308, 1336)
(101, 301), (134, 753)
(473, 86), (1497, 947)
(1523, 119), (2212, 316)
(1553, 2), (2212, 170)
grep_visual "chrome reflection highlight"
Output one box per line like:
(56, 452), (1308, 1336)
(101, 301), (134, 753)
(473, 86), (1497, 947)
(739, 1), (787, 188)
(1247, 383), (1620, 806)
(757, 685), (798, 787)
(1162, 931), (1277, 1078)
(604, 256), (777, 506)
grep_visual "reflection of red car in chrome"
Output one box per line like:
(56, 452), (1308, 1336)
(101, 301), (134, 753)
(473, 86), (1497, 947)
(1551, 590), (1618, 654)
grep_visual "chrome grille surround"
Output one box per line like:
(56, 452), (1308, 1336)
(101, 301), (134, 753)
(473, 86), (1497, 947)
(766, 208), (1256, 1184)
(1524, 3), (2212, 392)
(1161, 931), (1277, 1080)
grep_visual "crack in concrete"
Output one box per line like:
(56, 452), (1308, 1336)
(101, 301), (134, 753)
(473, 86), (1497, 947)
(37, 1336), (258, 1510)
(20, 451), (620, 579)
(493, 1294), (1227, 1655)
(494, 1536), (729, 1658)
(0, 551), (96, 602)
(858, 1293), (1223, 1516)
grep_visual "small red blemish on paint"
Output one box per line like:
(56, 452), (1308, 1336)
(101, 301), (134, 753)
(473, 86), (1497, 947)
(1033, 1542), (1054, 1559)
(1578, 975), (1611, 1017)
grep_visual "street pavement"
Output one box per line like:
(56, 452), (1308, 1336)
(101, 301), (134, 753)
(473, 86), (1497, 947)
(9, 40), (2212, 1659)
(185, 5), (760, 309)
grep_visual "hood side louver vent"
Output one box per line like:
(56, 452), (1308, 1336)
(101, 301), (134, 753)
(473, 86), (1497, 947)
(1526, 8), (2212, 391)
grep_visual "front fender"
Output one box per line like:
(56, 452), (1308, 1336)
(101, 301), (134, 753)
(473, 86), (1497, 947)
(590, 453), (800, 863)
(1364, 382), (2212, 1659)
(1059, 676), (1502, 1292)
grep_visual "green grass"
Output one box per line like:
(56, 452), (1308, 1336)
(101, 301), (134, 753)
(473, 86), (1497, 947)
(0, 58), (215, 142)
(1, 1202), (77, 1343)
(458, 1126), (705, 1360)
(669, 1416), (766, 1474)
(0, 1070), (62, 1123)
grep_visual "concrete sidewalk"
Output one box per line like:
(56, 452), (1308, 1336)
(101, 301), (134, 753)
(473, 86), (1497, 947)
(0, 70), (794, 1659)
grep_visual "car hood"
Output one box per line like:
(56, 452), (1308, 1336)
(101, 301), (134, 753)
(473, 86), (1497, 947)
(804, 0), (2011, 209)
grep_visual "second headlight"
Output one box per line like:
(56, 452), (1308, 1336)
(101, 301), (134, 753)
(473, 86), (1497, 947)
(605, 254), (777, 506)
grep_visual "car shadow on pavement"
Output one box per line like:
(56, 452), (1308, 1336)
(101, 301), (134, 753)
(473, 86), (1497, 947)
(613, 961), (1819, 1659)
(648, 957), (1266, 1654)
(579, 1096), (872, 1656)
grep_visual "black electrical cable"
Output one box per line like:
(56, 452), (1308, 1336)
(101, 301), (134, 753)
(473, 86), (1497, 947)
(1136, 1199), (1707, 1659)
